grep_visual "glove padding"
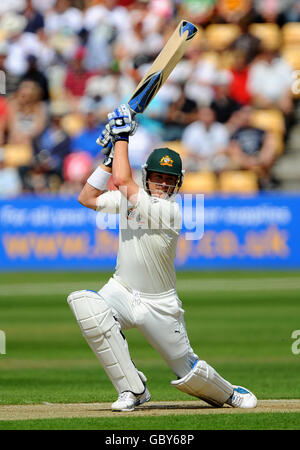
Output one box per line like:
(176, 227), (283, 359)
(108, 104), (137, 137)
(96, 105), (138, 164)
(96, 124), (112, 151)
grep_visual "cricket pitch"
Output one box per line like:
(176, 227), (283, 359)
(0, 400), (299, 421)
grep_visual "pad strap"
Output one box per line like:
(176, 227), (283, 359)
(171, 360), (233, 407)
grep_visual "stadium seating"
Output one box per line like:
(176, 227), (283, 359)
(281, 46), (300, 99)
(281, 23), (300, 97)
(250, 109), (285, 155)
(281, 45), (300, 70)
(205, 24), (241, 51)
(4, 144), (33, 167)
(251, 109), (285, 155)
(249, 23), (282, 50)
(181, 171), (218, 193)
(219, 170), (258, 193)
(161, 141), (188, 158)
(282, 22), (300, 45)
(250, 108), (285, 134)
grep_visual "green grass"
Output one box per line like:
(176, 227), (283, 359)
(0, 271), (300, 429)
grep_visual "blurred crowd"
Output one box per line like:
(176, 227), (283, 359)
(0, 0), (299, 197)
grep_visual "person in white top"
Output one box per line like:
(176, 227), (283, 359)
(182, 106), (230, 171)
(247, 47), (293, 115)
(67, 104), (257, 412)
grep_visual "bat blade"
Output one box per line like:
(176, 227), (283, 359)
(99, 21), (198, 154)
(128, 20), (198, 115)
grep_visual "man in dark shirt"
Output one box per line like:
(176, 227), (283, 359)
(228, 106), (277, 184)
(211, 70), (242, 126)
(163, 82), (198, 141)
(21, 55), (50, 102)
(23, 0), (45, 34)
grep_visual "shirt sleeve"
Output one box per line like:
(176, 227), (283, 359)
(96, 190), (121, 214)
(135, 188), (181, 233)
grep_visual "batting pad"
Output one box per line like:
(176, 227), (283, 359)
(67, 290), (145, 395)
(171, 360), (233, 407)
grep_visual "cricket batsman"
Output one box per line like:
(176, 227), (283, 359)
(67, 104), (257, 412)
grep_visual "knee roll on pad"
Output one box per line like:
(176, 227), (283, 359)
(67, 290), (114, 337)
(67, 290), (145, 395)
(171, 360), (233, 407)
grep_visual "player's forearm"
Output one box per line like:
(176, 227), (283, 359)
(78, 164), (111, 210)
(112, 140), (139, 203)
(112, 140), (132, 187)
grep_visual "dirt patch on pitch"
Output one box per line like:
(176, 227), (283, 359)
(0, 400), (300, 421)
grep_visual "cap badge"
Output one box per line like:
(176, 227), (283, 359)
(160, 155), (173, 167)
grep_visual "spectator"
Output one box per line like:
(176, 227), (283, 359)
(229, 16), (261, 64)
(216, 0), (253, 24)
(23, 0), (45, 34)
(19, 101), (71, 192)
(163, 82), (198, 141)
(0, 0), (26, 14)
(34, 101), (71, 179)
(44, 0), (83, 36)
(178, 0), (216, 25)
(84, 21), (114, 72)
(253, 0), (295, 26)
(70, 99), (103, 160)
(184, 48), (217, 107)
(181, 106), (230, 171)
(64, 46), (96, 110)
(7, 80), (47, 146)
(281, 0), (300, 23)
(128, 124), (160, 171)
(228, 50), (252, 105)
(113, 19), (146, 65)
(0, 148), (22, 198)
(0, 12), (29, 76)
(0, 96), (10, 145)
(84, 73), (122, 122)
(0, 41), (20, 95)
(210, 70), (242, 129)
(227, 106), (278, 187)
(21, 54), (50, 101)
(247, 47), (293, 115)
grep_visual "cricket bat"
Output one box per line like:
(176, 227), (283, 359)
(127, 20), (198, 114)
(99, 20), (198, 151)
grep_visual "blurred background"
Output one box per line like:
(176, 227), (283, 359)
(0, 0), (300, 271)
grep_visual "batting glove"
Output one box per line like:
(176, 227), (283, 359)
(96, 124), (112, 150)
(108, 104), (138, 142)
(103, 140), (115, 167)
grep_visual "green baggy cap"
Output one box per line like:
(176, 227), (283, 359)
(145, 148), (182, 177)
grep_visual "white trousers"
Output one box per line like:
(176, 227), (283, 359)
(98, 277), (198, 378)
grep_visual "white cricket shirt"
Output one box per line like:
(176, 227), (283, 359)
(96, 188), (182, 294)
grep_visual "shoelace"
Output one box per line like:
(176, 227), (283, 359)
(230, 392), (243, 407)
(118, 391), (131, 401)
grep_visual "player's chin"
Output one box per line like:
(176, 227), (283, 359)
(152, 191), (169, 199)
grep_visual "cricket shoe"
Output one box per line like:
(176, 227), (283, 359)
(226, 386), (257, 408)
(111, 388), (151, 412)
